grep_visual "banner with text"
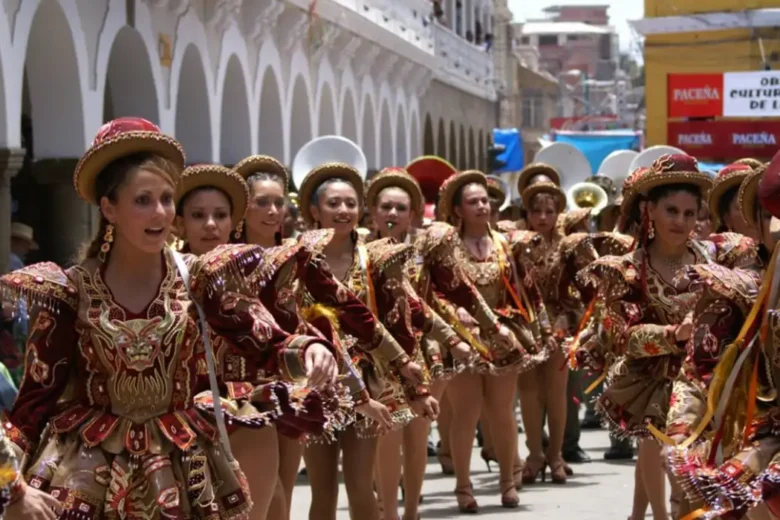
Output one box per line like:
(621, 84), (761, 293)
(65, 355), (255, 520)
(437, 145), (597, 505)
(668, 71), (780, 118)
(723, 70), (780, 117)
(668, 74), (723, 118)
(667, 120), (780, 159)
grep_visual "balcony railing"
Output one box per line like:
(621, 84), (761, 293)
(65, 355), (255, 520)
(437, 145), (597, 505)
(333, 0), (435, 55)
(433, 23), (496, 100)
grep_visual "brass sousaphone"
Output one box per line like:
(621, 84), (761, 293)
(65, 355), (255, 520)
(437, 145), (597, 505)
(533, 142), (607, 212)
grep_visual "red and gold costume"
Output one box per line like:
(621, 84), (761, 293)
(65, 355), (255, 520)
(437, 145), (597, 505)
(0, 118), (343, 519)
(434, 171), (551, 374)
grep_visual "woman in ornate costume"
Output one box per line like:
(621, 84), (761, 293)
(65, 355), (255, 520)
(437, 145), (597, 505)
(0, 117), (342, 519)
(231, 154), (399, 520)
(292, 145), (432, 520)
(666, 157), (780, 520)
(576, 154), (714, 520)
(512, 163), (572, 485)
(436, 169), (551, 511)
(365, 167), (473, 520)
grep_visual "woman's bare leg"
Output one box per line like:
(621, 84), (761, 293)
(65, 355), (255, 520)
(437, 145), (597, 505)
(436, 387), (453, 471)
(267, 434), (304, 520)
(232, 426), (280, 520)
(375, 429), (403, 520)
(518, 366), (545, 469)
(484, 372), (521, 503)
(446, 373), (484, 494)
(341, 427), (381, 520)
(542, 350), (569, 478)
(401, 417), (430, 520)
(630, 446), (649, 520)
(639, 438), (668, 520)
(303, 440), (340, 520)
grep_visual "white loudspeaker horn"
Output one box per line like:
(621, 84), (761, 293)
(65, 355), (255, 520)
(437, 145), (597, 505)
(628, 145), (685, 174)
(291, 136), (368, 190)
(598, 150), (638, 178)
(533, 142), (592, 195)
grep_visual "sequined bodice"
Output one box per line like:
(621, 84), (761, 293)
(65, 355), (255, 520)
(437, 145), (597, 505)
(455, 235), (508, 308)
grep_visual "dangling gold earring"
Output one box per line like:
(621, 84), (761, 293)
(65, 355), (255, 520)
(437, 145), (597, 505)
(234, 220), (244, 241)
(99, 224), (114, 262)
(648, 220), (655, 240)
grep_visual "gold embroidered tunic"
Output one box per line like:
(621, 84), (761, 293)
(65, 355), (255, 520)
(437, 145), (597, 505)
(0, 245), (328, 519)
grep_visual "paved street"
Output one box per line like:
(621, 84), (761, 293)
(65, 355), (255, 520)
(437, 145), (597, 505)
(289, 428), (640, 519)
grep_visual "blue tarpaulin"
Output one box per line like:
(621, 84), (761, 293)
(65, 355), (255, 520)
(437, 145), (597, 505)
(553, 132), (641, 174)
(493, 128), (524, 173)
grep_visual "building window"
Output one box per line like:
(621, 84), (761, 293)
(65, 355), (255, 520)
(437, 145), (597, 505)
(522, 89), (545, 129)
(521, 36), (530, 44)
(538, 35), (558, 46)
(599, 34), (612, 60)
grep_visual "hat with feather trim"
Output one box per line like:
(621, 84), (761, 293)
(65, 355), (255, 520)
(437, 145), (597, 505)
(176, 164), (249, 227)
(74, 117), (185, 205)
(366, 167), (424, 214)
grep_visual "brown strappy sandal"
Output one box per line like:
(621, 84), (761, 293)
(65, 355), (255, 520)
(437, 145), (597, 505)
(454, 484), (478, 514)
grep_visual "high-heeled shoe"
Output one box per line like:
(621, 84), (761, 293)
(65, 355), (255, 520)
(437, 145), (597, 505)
(521, 455), (546, 484)
(480, 448), (498, 472)
(437, 452), (454, 475)
(500, 479), (520, 508)
(547, 457), (567, 484)
(454, 484), (478, 514)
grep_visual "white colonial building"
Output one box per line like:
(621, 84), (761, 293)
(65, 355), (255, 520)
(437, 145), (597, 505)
(0, 0), (498, 268)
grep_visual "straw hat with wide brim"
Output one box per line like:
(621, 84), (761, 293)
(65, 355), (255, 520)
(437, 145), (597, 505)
(739, 166), (766, 228)
(632, 154), (713, 198)
(708, 164), (754, 227)
(438, 170), (488, 223)
(74, 117), (185, 205)
(175, 165), (249, 227)
(517, 163), (561, 194)
(10, 222), (38, 250)
(233, 155), (289, 190)
(298, 163), (366, 227)
(366, 167), (424, 214)
(521, 181), (566, 210)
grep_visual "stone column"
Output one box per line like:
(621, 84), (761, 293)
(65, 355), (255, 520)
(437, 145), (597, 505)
(0, 148), (26, 275)
(32, 159), (94, 267)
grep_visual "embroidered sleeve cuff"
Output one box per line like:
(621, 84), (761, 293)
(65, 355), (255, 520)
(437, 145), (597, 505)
(277, 335), (322, 381)
(373, 333), (408, 364)
(3, 416), (31, 459)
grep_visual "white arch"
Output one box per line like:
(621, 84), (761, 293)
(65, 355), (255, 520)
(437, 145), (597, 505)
(257, 67), (285, 160)
(254, 39), (285, 160)
(408, 96), (421, 158)
(168, 8), (216, 147)
(13, 0), (91, 156)
(284, 47), (315, 163)
(101, 27), (160, 124)
(339, 66), (359, 140)
(219, 55), (252, 165)
(174, 44), (213, 163)
(14, 0), (92, 159)
(361, 93), (377, 170)
(95, 1), (164, 127)
(395, 109), (408, 166)
(315, 58), (337, 136)
(409, 113), (420, 163)
(215, 23), (256, 159)
(379, 100), (394, 168)
(358, 75), (377, 163)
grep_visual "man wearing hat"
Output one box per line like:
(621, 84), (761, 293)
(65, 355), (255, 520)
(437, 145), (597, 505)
(8, 222), (38, 272)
